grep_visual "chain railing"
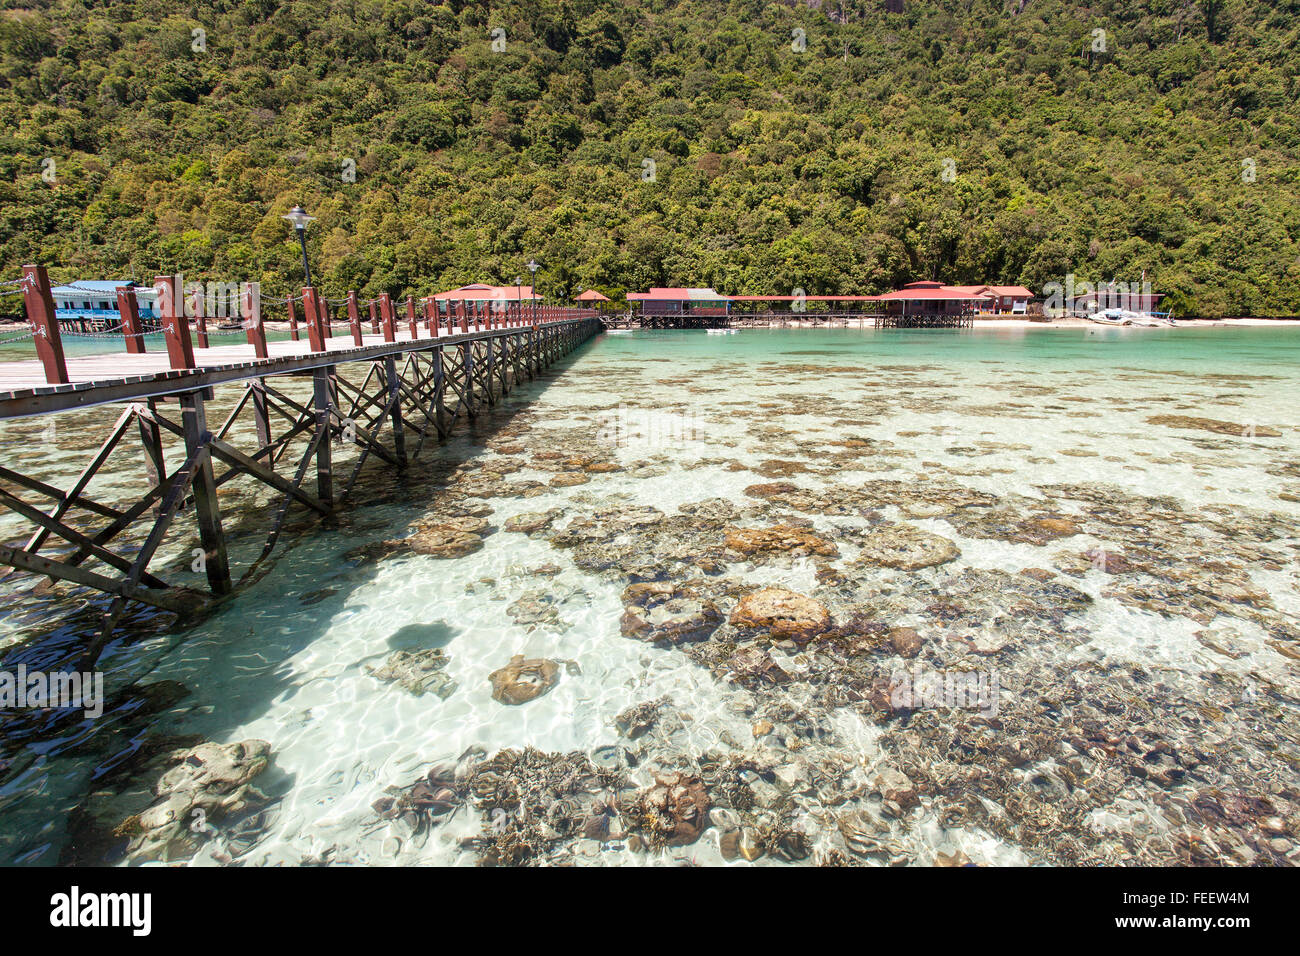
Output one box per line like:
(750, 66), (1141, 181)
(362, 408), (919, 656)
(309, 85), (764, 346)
(2, 266), (600, 385)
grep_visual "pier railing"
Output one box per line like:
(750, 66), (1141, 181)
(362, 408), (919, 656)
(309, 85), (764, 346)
(8, 265), (596, 387)
(0, 265), (601, 659)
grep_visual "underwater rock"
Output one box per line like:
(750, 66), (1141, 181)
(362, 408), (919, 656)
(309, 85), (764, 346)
(717, 645), (792, 686)
(943, 506), (1082, 546)
(1020, 567), (1057, 582)
(373, 764), (461, 826)
(724, 524), (839, 559)
(889, 626), (924, 658)
(506, 591), (566, 629)
(550, 472), (590, 487)
(731, 587), (831, 643)
(744, 481), (800, 499)
(1147, 414), (1281, 438)
(619, 581), (723, 644)
(756, 460), (810, 478)
(935, 849), (973, 867)
(503, 510), (563, 534)
(629, 772), (711, 848)
(407, 524), (485, 558)
(367, 649), (457, 699)
(116, 740), (271, 863)
(462, 748), (624, 865)
(488, 655), (560, 705)
(615, 696), (670, 739)
(854, 524), (960, 570)
(874, 766), (919, 812)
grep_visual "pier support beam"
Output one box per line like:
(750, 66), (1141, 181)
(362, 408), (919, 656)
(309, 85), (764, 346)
(181, 391), (232, 596)
(313, 367), (335, 509)
(385, 355), (407, 468)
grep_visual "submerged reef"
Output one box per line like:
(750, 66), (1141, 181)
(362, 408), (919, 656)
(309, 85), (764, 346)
(348, 404), (1296, 867)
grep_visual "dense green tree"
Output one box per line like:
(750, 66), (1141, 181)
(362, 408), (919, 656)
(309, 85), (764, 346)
(0, 0), (1296, 316)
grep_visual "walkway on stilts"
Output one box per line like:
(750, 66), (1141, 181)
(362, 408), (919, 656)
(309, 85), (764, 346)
(0, 265), (602, 658)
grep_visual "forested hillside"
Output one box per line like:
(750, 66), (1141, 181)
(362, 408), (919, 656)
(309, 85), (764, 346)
(1, 0), (1298, 316)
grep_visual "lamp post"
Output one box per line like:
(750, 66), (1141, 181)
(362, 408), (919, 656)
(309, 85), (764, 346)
(284, 204), (323, 350)
(527, 259), (540, 323)
(283, 205), (316, 288)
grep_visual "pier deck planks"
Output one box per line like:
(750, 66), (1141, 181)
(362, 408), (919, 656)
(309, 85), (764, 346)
(0, 324), (536, 419)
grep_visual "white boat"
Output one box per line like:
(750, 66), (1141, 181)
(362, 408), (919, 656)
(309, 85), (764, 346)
(705, 328), (738, 335)
(1088, 308), (1175, 328)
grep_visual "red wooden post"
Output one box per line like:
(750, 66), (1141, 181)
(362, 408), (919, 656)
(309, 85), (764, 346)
(302, 287), (326, 352)
(21, 265), (68, 385)
(287, 294), (300, 340)
(116, 285), (146, 354)
(379, 293), (397, 342)
(405, 296), (419, 338)
(319, 294), (332, 339)
(369, 299), (380, 335)
(154, 274), (195, 370)
(190, 284), (209, 348)
(242, 282), (268, 358)
(346, 291), (363, 346)
(459, 299), (468, 334)
(423, 296), (436, 336)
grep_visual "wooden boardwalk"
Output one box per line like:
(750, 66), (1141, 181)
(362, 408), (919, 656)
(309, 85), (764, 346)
(0, 324), (543, 419)
(0, 265), (602, 656)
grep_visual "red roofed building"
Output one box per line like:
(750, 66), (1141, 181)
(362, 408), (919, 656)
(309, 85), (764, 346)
(876, 281), (993, 316)
(432, 283), (535, 303)
(976, 285), (1034, 314)
(626, 287), (731, 317)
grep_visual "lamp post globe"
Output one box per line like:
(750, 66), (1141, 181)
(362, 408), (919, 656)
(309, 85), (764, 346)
(526, 260), (540, 321)
(283, 205), (316, 288)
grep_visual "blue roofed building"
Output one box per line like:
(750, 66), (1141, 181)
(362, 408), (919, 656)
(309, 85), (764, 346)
(50, 281), (159, 322)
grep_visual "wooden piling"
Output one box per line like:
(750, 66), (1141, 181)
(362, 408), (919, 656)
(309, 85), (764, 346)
(424, 296), (437, 336)
(312, 367), (334, 509)
(21, 265), (68, 385)
(303, 287), (326, 352)
(180, 390), (232, 595)
(379, 293), (397, 342)
(155, 274), (195, 370)
(406, 296), (419, 339)
(347, 291), (363, 346)
(191, 285), (209, 349)
(385, 355), (407, 467)
(116, 286), (147, 355)
(242, 283), (269, 359)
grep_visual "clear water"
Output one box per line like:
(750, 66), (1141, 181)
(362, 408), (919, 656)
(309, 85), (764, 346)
(1, 326), (1297, 866)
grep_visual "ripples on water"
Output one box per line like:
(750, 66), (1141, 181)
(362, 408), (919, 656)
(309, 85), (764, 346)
(1, 326), (1297, 866)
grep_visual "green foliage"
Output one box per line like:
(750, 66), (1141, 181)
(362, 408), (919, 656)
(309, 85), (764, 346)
(0, 0), (1297, 316)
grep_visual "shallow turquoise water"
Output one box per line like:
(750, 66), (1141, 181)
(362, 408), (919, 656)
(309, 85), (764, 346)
(1, 326), (1297, 866)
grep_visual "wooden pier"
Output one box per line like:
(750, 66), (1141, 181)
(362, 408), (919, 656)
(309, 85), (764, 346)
(603, 310), (886, 330)
(873, 312), (974, 329)
(0, 265), (599, 658)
